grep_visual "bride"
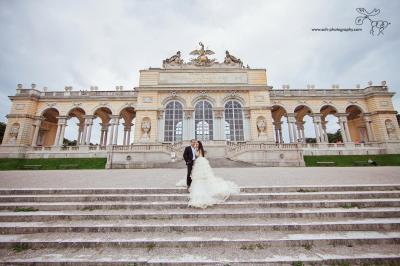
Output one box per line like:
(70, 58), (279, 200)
(177, 140), (240, 208)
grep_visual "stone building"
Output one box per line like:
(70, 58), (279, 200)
(1, 43), (399, 167)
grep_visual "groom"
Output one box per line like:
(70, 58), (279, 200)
(183, 139), (197, 189)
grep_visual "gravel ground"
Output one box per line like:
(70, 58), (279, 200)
(0, 167), (399, 188)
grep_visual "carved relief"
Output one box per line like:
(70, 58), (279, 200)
(8, 123), (20, 144)
(385, 119), (398, 140)
(140, 117), (151, 142)
(256, 117), (267, 139)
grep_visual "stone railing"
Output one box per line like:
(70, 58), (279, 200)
(226, 141), (300, 154)
(30, 144), (171, 153)
(299, 142), (385, 149)
(270, 86), (388, 98)
(27, 141), (391, 156)
(15, 89), (138, 99)
(225, 141), (388, 156)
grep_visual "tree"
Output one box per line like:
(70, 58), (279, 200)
(0, 122), (6, 144)
(63, 138), (77, 146)
(305, 138), (316, 143)
(327, 129), (343, 143)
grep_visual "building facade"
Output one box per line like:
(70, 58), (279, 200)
(1, 43), (399, 167)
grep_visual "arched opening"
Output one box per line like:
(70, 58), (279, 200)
(38, 108), (59, 146)
(164, 101), (183, 142)
(320, 105), (340, 143)
(294, 105), (314, 143)
(346, 105), (365, 142)
(195, 100), (213, 141)
(91, 107), (112, 145)
(119, 107), (136, 145)
(64, 107), (85, 146)
(224, 100), (244, 141)
(271, 105), (289, 143)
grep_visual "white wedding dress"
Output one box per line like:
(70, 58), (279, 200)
(176, 156), (240, 208)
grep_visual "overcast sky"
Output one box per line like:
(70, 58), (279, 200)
(0, 0), (399, 142)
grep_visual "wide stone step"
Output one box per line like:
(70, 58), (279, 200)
(1, 245), (399, 265)
(1, 190), (399, 203)
(1, 198), (399, 211)
(1, 217), (399, 234)
(0, 184), (399, 195)
(2, 207), (399, 222)
(1, 231), (399, 249)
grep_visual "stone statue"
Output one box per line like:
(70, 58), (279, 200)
(163, 51), (183, 66)
(224, 50), (243, 66)
(8, 124), (19, 144)
(385, 120), (398, 140)
(189, 42), (216, 66)
(140, 118), (151, 142)
(257, 118), (267, 137)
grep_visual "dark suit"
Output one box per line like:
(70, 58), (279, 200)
(183, 146), (195, 187)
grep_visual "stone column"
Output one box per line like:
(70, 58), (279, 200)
(274, 124), (279, 143)
(213, 109), (224, 141)
(113, 116), (120, 145)
(77, 122), (84, 145)
(273, 121), (282, 143)
(54, 122), (61, 146)
(243, 109), (251, 141)
(54, 116), (67, 146)
(123, 124), (133, 145)
(58, 118), (67, 146)
(122, 125), (128, 145)
(103, 127), (109, 146)
(157, 110), (164, 142)
(85, 116), (94, 145)
(292, 120), (298, 142)
(99, 126), (104, 146)
(312, 115), (322, 143)
(338, 114), (350, 142)
(182, 109), (193, 141)
(297, 121), (305, 143)
(31, 117), (43, 146)
(127, 122), (133, 145)
(99, 123), (109, 146)
(108, 117), (115, 146)
(287, 115), (294, 143)
(344, 116), (351, 142)
(321, 120), (328, 143)
(363, 115), (375, 142)
(80, 119), (88, 145)
(313, 114), (325, 143)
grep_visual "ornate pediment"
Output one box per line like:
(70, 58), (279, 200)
(162, 42), (244, 69)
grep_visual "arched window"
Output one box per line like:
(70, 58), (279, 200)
(224, 121), (231, 141)
(164, 101), (183, 142)
(195, 100), (213, 140)
(224, 100), (244, 141)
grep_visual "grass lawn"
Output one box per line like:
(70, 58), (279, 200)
(304, 154), (400, 167)
(0, 158), (107, 170)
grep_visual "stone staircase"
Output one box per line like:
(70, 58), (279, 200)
(0, 185), (399, 265)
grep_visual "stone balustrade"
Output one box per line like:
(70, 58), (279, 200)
(270, 86), (390, 97)
(15, 88), (138, 99)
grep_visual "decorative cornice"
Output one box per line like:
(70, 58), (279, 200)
(370, 110), (398, 115)
(6, 114), (35, 119)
